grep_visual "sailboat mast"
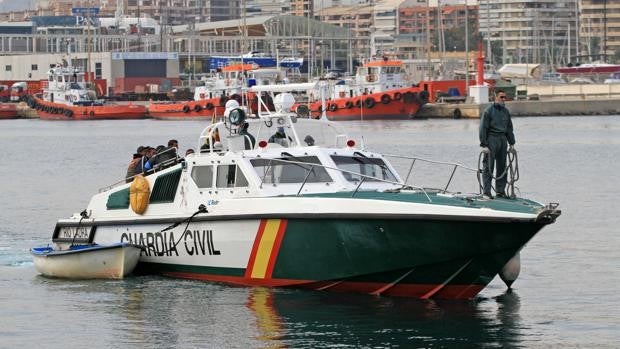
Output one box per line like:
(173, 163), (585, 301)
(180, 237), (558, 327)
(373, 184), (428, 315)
(426, 1), (431, 79)
(465, 2), (469, 91)
(603, 0), (607, 62)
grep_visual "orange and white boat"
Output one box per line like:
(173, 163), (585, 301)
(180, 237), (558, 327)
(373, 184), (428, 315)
(305, 57), (428, 121)
(148, 63), (284, 120)
(28, 64), (147, 120)
(0, 102), (18, 119)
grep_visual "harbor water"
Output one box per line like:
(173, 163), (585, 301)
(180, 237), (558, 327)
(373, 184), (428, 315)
(0, 116), (618, 348)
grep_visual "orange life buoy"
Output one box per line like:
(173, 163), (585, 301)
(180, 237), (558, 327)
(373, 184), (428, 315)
(130, 175), (150, 214)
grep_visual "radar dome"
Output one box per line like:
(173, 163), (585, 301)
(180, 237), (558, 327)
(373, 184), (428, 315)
(273, 93), (295, 113)
(225, 99), (240, 109)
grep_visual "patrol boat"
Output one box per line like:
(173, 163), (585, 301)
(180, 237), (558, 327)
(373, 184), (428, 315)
(48, 84), (560, 299)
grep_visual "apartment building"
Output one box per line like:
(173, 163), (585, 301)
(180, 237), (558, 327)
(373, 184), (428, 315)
(479, 0), (577, 65)
(580, 0), (620, 60)
(398, 0), (478, 59)
(319, 0), (406, 57)
(32, 0), (241, 25)
(290, 0), (314, 18)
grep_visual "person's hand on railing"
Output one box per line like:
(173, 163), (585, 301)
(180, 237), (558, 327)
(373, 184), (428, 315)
(481, 147), (490, 154)
(509, 145), (516, 154)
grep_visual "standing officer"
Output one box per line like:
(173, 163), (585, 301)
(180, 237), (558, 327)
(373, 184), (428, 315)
(479, 90), (516, 199)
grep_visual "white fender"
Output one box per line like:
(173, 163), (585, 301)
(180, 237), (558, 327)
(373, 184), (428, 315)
(499, 252), (521, 288)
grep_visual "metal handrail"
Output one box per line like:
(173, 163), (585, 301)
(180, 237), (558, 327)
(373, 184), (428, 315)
(382, 151), (519, 197)
(382, 153), (479, 194)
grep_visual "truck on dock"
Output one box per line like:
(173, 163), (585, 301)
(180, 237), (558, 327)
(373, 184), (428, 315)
(10, 82), (29, 102)
(0, 84), (9, 102)
(1, 80), (44, 102)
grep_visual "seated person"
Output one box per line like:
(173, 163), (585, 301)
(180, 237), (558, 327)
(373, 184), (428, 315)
(268, 127), (292, 147)
(155, 139), (179, 168)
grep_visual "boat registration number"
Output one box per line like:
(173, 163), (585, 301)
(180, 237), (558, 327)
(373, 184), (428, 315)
(54, 226), (94, 243)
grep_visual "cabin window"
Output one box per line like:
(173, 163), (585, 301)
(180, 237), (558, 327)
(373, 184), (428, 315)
(216, 165), (248, 188)
(150, 169), (182, 203)
(331, 155), (397, 182)
(106, 188), (130, 209)
(250, 156), (332, 185)
(5, 65), (11, 72)
(191, 165), (213, 188)
(31, 64), (38, 71)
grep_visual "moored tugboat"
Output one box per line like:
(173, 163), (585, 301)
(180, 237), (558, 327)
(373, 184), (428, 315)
(304, 57), (429, 120)
(28, 63), (147, 120)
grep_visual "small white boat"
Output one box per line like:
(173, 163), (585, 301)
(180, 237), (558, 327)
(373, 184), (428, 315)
(31, 242), (143, 279)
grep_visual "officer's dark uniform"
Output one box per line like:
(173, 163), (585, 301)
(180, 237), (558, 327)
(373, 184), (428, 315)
(479, 102), (515, 196)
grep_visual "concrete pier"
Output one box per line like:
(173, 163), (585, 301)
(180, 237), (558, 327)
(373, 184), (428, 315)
(416, 97), (620, 119)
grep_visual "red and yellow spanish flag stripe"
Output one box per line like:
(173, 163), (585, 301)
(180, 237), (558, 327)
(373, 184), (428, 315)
(246, 219), (288, 279)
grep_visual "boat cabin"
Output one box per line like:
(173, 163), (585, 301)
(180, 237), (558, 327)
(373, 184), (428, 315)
(96, 91), (403, 218)
(43, 64), (97, 105)
(194, 63), (287, 101)
(323, 57), (411, 99)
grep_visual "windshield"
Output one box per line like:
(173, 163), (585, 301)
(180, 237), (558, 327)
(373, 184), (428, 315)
(331, 155), (397, 182)
(250, 156), (333, 185)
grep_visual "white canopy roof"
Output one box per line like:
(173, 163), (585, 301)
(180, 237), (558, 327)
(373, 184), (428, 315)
(498, 64), (542, 79)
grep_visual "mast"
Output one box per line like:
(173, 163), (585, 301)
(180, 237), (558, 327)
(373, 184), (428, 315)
(575, 0), (579, 62)
(465, 2), (469, 91)
(240, 0), (247, 105)
(426, 1), (431, 79)
(486, 0), (491, 60)
(603, 0), (607, 62)
(86, 5), (92, 87)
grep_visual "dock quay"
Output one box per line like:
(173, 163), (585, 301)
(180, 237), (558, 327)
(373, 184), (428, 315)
(417, 97), (620, 119)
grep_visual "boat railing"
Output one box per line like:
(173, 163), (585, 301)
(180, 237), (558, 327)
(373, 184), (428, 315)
(252, 157), (433, 202)
(383, 151), (520, 197)
(382, 153), (481, 194)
